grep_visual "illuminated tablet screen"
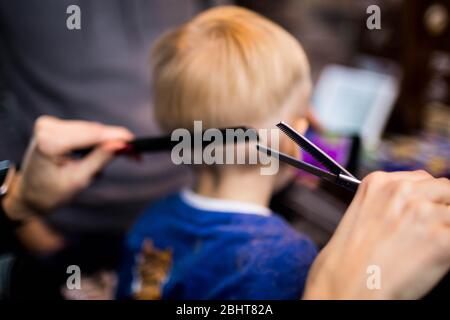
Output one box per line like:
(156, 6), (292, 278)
(312, 64), (399, 150)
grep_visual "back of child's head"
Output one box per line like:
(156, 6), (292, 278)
(151, 5), (311, 132)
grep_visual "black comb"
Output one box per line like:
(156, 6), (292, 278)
(71, 126), (258, 158)
(276, 121), (355, 178)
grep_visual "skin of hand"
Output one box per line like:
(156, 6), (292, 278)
(61, 270), (118, 300)
(303, 170), (450, 299)
(3, 115), (134, 221)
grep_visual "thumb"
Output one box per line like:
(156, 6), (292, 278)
(75, 140), (126, 185)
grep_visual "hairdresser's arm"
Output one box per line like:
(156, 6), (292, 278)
(303, 171), (450, 299)
(2, 116), (133, 254)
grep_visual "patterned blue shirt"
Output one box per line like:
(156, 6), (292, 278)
(118, 191), (317, 299)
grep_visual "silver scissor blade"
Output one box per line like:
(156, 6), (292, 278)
(257, 145), (360, 193)
(256, 145), (339, 182)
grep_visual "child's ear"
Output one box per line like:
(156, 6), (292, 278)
(293, 117), (309, 135)
(279, 117), (308, 160)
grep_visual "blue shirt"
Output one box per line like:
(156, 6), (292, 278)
(118, 191), (317, 300)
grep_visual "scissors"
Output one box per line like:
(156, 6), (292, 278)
(257, 121), (361, 193)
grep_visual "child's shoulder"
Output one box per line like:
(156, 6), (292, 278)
(143, 192), (181, 213)
(141, 191), (185, 216)
(235, 213), (317, 258)
(270, 215), (314, 241)
(234, 215), (317, 295)
(250, 213), (301, 238)
(129, 192), (182, 233)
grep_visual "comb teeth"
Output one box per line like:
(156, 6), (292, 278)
(276, 122), (341, 175)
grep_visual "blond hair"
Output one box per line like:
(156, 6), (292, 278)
(152, 6), (310, 132)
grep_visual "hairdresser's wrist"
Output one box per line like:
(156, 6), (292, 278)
(303, 278), (391, 300)
(2, 173), (37, 224)
(303, 282), (391, 300)
(302, 251), (392, 300)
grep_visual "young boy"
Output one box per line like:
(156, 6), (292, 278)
(118, 6), (317, 300)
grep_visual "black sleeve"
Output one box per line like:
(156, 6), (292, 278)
(0, 202), (23, 255)
(0, 203), (64, 300)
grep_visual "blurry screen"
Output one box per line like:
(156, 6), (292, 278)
(302, 130), (353, 170)
(312, 65), (399, 149)
(295, 129), (356, 182)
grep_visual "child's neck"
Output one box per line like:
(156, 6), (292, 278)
(194, 167), (274, 208)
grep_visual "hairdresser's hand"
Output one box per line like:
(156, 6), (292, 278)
(3, 116), (133, 221)
(303, 171), (450, 299)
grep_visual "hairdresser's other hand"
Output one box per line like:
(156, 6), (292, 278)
(3, 116), (133, 220)
(303, 170), (450, 299)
